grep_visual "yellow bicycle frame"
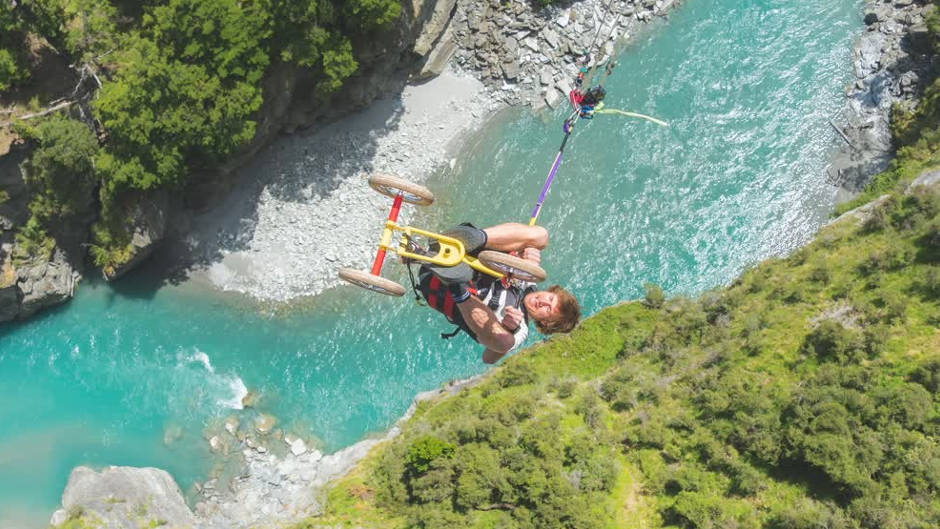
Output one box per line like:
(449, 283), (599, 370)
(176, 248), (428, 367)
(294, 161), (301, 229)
(379, 221), (504, 279)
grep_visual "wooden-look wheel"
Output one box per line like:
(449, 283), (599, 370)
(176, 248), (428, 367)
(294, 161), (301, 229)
(368, 173), (434, 206)
(477, 251), (547, 283)
(338, 268), (406, 296)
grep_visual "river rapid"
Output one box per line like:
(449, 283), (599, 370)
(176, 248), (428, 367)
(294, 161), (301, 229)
(0, 0), (864, 526)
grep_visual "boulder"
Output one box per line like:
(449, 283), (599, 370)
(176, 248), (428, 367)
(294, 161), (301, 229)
(545, 88), (563, 109)
(15, 249), (75, 318)
(417, 22), (458, 79)
(49, 466), (196, 529)
(104, 191), (168, 280)
(501, 60), (521, 80)
(864, 6), (892, 26)
(909, 169), (940, 191)
(255, 413), (277, 435)
(414, 0), (458, 56)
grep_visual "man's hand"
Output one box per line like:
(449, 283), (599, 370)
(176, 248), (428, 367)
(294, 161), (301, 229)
(521, 247), (541, 265)
(501, 306), (525, 331)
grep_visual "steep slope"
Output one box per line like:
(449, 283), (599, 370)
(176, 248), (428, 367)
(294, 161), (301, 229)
(301, 177), (939, 528)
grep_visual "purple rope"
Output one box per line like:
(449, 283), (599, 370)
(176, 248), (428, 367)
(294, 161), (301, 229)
(529, 149), (564, 223)
(529, 129), (573, 225)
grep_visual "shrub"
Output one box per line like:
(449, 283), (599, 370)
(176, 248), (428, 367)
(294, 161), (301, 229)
(19, 116), (99, 222)
(875, 290), (907, 322)
(861, 205), (889, 233)
(497, 361), (538, 388)
(801, 320), (864, 363)
(643, 282), (665, 309)
(0, 48), (24, 91)
(809, 262), (832, 283)
(910, 356), (940, 393)
(14, 216), (55, 262)
(405, 436), (456, 477)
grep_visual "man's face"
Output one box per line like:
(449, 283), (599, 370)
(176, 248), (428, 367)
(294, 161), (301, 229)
(524, 290), (561, 323)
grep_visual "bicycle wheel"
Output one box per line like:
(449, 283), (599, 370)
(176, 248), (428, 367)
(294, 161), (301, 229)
(338, 268), (406, 296)
(368, 173), (434, 206)
(477, 251), (547, 283)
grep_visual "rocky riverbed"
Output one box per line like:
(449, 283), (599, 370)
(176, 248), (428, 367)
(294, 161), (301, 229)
(50, 377), (484, 529)
(828, 0), (935, 197)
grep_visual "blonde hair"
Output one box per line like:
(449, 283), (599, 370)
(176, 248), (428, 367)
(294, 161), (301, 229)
(534, 285), (581, 334)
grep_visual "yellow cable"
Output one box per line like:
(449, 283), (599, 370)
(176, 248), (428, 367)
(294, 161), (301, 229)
(593, 108), (669, 127)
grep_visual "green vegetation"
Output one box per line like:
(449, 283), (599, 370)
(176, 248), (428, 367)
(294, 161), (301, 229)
(11, 115), (98, 261)
(17, 116), (98, 220)
(0, 0), (67, 90)
(295, 179), (939, 528)
(3, 0), (401, 269)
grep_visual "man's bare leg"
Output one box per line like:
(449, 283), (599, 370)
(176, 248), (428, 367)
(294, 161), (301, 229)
(483, 223), (548, 252)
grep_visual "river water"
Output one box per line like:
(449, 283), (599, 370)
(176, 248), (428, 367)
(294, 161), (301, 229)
(0, 0), (863, 525)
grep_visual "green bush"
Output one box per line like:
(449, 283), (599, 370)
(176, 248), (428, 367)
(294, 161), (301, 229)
(95, 0), (271, 194)
(0, 48), (24, 91)
(19, 116), (99, 221)
(405, 436), (456, 476)
(801, 320), (864, 362)
(643, 282), (665, 308)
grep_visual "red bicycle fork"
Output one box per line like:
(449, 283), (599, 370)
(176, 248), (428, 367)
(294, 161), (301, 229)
(370, 193), (404, 275)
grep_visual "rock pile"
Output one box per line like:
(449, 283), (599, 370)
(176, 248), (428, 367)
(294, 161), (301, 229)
(446, 0), (678, 108)
(830, 0), (936, 193)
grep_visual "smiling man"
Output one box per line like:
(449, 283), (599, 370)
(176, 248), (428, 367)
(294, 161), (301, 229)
(418, 223), (581, 364)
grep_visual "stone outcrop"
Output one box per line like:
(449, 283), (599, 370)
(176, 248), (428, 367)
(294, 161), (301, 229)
(829, 0), (935, 195)
(103, 191), (169, 280)
(50, 377), (484, 529)
(0, 141), (90, 322)
(50, 466), (197, 529)
(448, 0), (678, 108)
(414, 0), (459, 56)
(14, 248), (78, 317)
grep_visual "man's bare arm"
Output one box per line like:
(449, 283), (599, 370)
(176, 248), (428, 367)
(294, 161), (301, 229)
(455, 297), (516, 354)
(482, 348), (507, 364)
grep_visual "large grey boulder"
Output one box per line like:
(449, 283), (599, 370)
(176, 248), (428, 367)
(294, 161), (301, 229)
(50, 466), (197, 529)
(908, 168), (940, 191)
(414, 0), (459, 56)
(417, 21), (458, 79)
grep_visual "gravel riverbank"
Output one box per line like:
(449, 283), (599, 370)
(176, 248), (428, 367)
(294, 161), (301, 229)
(182, 66), (493, 301)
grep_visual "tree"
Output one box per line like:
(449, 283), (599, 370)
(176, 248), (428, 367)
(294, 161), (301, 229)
(94, 0), (272, 194)
(0, 0), (68, 89)
(19, 116), (99, 221)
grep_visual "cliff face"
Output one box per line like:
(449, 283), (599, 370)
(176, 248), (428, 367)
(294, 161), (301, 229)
(828, 0), (936, 196)
(0, 142), (88, 321)
(0, 0), (456, 322)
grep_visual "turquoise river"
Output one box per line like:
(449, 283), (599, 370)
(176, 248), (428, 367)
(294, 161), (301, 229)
(0, 0), (864, 526)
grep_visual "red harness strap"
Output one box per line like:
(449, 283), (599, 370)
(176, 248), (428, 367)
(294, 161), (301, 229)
(427, 275), (476, 321)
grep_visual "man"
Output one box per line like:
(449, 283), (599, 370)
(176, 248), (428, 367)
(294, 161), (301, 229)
(418, 222), (580, 364)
